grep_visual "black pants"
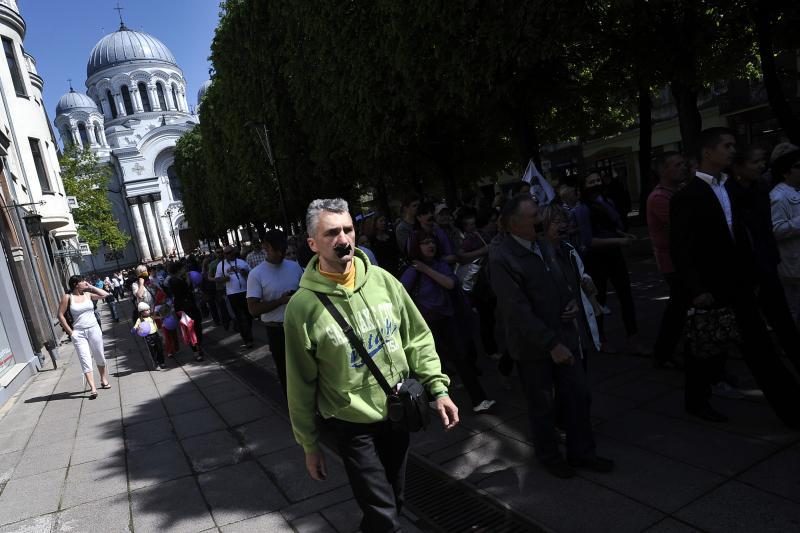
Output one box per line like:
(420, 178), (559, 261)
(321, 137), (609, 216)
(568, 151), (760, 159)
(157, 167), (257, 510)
(653, 273), (690, 363)
(227, 292), (253, 344)
(216, 289), (232, 327)
(265, 324), (287, 395)
(684, 350), (726, 411)
(517, 357), (595, 464)
(585, 247), (638, 338)
(428, 317), (487, 407)
(328, 418), (409, 533)
(758, 272), (800, 375)
(144, 333), (164, 365)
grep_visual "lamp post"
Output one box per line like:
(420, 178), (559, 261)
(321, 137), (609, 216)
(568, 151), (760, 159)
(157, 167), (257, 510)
(161, 207), (180, 259)
(248, 122), (289, 231)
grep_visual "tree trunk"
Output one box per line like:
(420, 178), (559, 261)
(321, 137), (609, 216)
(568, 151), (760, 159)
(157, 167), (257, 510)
(513, 116), (542, 170)
(754, 0), (800, 145)
(670, 80), (702, 158)
(638, 81), (653, 222)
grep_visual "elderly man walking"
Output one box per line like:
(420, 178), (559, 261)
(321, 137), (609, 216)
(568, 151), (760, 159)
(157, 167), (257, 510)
(284, 198), (459, 532)
(490, 194), (613, 479)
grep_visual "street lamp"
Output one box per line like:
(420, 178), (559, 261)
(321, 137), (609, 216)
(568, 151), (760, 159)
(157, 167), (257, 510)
(161, 207), (180, 259)
(247, 122), (290, 230)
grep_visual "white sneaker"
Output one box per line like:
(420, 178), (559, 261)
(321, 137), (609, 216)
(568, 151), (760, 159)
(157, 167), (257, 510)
(473, 399), (496, 413)
(712, 382), (746, 400)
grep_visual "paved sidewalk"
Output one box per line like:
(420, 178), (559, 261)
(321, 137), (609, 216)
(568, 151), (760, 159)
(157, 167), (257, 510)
(0, 306), (420, 533)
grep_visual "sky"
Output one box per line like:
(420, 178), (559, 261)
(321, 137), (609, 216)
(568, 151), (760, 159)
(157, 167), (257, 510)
(18, 0), (221, 119)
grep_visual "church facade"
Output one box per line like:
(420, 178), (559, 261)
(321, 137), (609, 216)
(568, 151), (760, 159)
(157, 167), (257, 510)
(54, 22), (209, 270)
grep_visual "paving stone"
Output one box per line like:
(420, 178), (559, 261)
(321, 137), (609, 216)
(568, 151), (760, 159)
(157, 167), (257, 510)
(0, 451), (21, 485)
(55, 492), (131, 533)
(290, 513), (333, 533)
(434, 431), (531, 484)
(124, 416), (174, 451)
(121, 400), (167, 426)
(320, 498), (361, 533)
(0, 514), (55, 533)
(738, 447), (800, 504)
(0, 427), (33, 455)
(127, 438), (191, 491)
(643, 518), (703, 532)
(25, 418), (78, 448)
(220, 511), (293, 532)
(199, 380), (253, 405)
(234, 416), (296, 458)
(172, 407), (226, 439)
(70, 438), (124, 466)
(0, 468), (65, 525)
(491, 415), (533, 445)
(131, 476), (215, 533)
(215, 396), (271, 427)
(81, 390), (121, 414)
(258, 447), (347, 503)
(591, 392), (638, 422)
(280, 485), (354, 522)
(181, 429), (247, 473)
(162, 389), (210, 416)
(477, 466), (664, 533)
(410, 420), (476, 456)
(596, 409), (778, 476)
(676, 480), (800, 532)
(61, 456), (127, 508)
(12, 441), (74, 479)
(198, 461), (288, 526)
(154, 378), (197, 396)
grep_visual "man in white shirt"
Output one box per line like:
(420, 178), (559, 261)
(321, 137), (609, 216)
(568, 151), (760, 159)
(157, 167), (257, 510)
(216, 246), (253, 349)
(246, 230), (303, 394)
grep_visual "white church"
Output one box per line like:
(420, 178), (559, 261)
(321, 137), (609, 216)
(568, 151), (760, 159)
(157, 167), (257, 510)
(54, 21), (211, 271)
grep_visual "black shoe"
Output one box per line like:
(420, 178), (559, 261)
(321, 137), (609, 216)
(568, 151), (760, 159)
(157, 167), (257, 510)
(541, 459), (575, 479)
(687, 405), (728, 423)
(569, 455), (615, 473)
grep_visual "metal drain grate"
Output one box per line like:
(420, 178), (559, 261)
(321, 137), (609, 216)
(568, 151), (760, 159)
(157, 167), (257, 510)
(404, 455), (545, 533)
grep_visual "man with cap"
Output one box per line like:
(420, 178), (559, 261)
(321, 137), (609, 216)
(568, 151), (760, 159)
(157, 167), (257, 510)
(770, 143), (800, 323)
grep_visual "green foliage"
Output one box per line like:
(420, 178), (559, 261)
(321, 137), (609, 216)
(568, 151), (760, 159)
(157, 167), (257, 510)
(174, 128), (217, 239)
(60, 145), (129, 253)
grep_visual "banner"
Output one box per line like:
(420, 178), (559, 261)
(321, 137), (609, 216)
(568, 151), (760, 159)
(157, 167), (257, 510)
(521, 159), (556, 206)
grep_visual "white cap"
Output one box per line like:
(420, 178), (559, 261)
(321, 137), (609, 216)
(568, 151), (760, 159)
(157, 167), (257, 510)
(137, 302), (151, 312)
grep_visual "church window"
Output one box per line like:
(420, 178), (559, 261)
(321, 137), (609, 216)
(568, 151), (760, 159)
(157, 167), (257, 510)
(94, 123), (103, 146)
(61, 128), (72, 147)
(167, 165), (182, 201)
(171, 84), (180, 111)
(77, 123), (89, 146)
(156, 83), (167, 110)
(106, 90), (117, 119)
(121, 85), (134, 115)
(2, 37), (26, 96)
(138, 82), (152, 112)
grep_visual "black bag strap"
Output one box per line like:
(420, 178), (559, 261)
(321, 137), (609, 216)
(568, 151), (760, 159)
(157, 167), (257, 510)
(314, 292), (394, 397)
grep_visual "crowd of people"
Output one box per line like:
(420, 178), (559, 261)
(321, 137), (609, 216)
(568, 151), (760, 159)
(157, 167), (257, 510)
(58, 128), (800, 532)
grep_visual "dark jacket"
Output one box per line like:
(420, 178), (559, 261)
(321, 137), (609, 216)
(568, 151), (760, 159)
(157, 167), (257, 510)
(727, 178), (781, 276)
(670, 176), (756, 303)
(489, 234), (577, 361)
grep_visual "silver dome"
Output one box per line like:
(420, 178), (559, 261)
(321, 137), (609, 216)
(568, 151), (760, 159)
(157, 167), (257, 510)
(87, 25), (177, 78)
(56, 89), (98, 115)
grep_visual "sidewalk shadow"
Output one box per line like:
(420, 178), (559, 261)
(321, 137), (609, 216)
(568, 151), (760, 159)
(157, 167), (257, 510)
(24, 391), (89, 404)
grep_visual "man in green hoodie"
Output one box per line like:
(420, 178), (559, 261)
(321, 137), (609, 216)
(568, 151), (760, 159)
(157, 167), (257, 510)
(285, 198), (459, 533)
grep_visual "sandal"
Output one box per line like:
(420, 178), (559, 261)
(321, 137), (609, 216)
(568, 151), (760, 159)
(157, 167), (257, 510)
(89, 390), (98, 400)
(99, 382), (112, 389)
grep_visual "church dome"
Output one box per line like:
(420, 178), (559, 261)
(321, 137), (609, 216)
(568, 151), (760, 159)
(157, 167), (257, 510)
(87, 24), (177, 78)
(56, 89), (98, 115)
(197, 79), (212, 104)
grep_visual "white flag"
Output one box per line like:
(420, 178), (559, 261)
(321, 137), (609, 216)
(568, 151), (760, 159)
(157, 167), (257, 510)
(521, 159), (556, 206)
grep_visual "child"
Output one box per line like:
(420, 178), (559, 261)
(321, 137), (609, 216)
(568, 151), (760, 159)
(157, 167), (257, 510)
(133, 301), (166, 370)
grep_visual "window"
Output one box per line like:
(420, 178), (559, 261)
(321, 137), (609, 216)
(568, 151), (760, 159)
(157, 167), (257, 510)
(138, 82), (152, 112)
(171, 84), (180, 111)
(167, 165), (182, 200)
(61, 128), (72, 146)
(156, 83), (167, 110)
(106, 90), (117, 119)
(2, 37), (26, 96)
(94, 123), (103, 146)
(120, 85), (134, 115)
(28, 138), (50, 192)
(77, 123), (89, 146)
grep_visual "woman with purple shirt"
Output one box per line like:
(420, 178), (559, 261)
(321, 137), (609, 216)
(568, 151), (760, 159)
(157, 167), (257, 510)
(401, 230), (495, 413)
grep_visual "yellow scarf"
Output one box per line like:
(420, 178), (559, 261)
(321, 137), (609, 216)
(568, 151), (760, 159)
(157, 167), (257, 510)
(318, 263), (356, 290)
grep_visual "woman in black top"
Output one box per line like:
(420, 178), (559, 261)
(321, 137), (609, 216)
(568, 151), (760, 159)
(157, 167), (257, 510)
(364, 212), (400, 276)
(167, 262), (204, 361)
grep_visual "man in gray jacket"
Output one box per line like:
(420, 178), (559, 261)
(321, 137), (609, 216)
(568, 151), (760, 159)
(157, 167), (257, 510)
(490, 194), (612, 479)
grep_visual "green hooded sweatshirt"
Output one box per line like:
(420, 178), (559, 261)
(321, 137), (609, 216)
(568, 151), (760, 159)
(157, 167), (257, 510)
(284, 249), (450, 452)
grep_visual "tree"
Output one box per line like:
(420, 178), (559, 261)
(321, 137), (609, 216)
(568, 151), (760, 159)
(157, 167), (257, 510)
(174, 128), (217, 239)
(60, 145), (129, 255)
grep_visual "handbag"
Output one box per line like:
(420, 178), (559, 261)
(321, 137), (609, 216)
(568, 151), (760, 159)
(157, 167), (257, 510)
(685, 306), (741, 358)
(314, 292), (430, 432)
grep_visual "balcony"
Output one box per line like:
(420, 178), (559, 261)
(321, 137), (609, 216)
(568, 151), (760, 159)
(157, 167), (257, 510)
(38, 193), (71, 231)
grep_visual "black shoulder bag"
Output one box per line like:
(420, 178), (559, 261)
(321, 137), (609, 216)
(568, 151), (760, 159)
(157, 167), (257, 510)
(314, 292), (430, 432)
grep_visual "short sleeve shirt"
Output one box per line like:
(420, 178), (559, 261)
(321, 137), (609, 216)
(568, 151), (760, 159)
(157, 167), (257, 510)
(246, 259), (304, 322)
(215, 258), (250, 295)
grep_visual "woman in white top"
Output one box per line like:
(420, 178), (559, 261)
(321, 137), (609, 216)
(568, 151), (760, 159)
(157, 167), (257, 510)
(57, 275), (110, 399)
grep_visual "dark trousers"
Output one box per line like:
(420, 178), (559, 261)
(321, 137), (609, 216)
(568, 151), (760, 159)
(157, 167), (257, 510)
(684, 350), (726, 411)
(517, 357), (595, 464)
(586, 247), (638, 338)
(653, 273), (690, 363)
(144, 333), (164, 365)
(328, 418), (409, 533)
(227, 292), (253, 344)
(428, 317), (487, 407)
(265, 324), (287, 395)
(216, 289), (232, 327)
(758, 272), (800, 375)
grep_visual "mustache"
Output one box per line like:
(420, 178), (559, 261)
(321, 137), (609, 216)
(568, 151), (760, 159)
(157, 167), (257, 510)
(334, 243), (352, 258)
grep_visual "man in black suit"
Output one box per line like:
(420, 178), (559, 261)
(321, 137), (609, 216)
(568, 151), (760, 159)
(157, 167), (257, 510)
(670, 127), (800, 426)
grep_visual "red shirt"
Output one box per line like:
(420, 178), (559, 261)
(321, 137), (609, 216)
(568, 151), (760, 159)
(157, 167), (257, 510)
(646, 184), (676, 274)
